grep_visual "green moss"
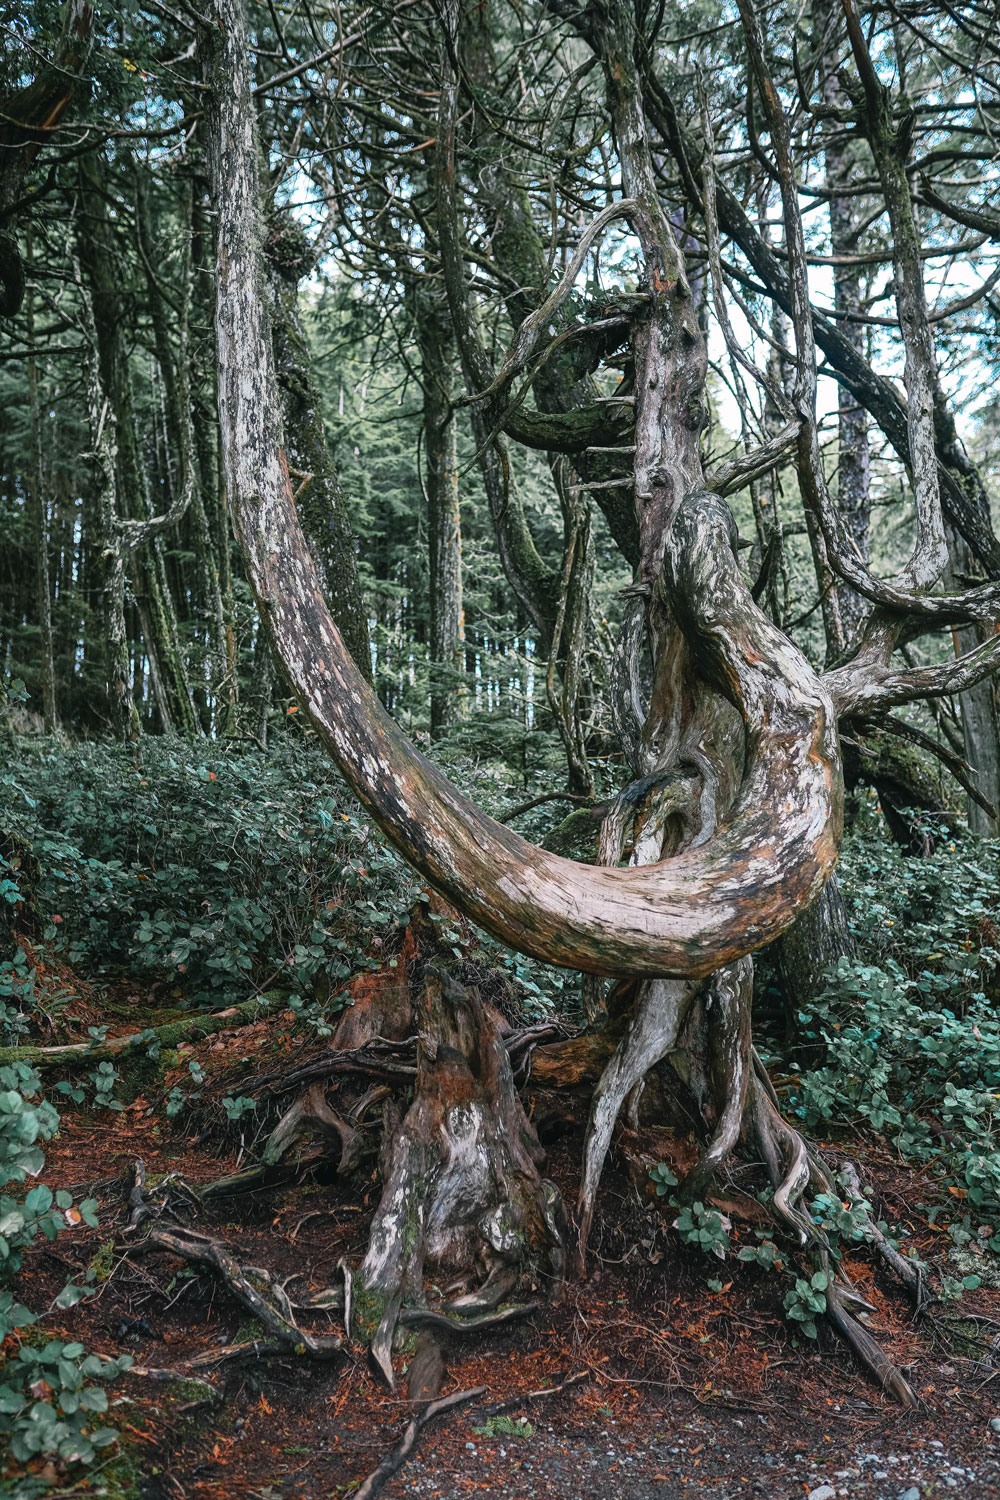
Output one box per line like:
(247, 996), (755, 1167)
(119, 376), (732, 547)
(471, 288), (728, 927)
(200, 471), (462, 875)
(89, 1239), (116, 1283)
(350, 1286), (388, 1340)
(232, 1316), (269, 1344)
(540, 807), (601, 861)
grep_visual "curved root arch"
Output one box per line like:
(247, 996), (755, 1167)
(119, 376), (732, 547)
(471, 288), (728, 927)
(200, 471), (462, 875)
(228, 461), (840, 981)
(207, 0), (841, 983)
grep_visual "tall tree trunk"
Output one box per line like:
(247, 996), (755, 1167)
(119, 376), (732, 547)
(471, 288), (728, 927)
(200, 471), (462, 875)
(267, 233), (372, 684)
(191, 174), (239, 734)
(415, 285), (464, 736)
(77, 266), (136, 741)
(75, 150), (199, 737)
(138, 174), (228, 735)
(25, 269), (57, 733)
(824, 71), (871, 648)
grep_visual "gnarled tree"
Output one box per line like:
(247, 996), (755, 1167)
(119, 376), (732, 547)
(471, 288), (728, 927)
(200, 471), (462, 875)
(203, 0), (1000, 1405)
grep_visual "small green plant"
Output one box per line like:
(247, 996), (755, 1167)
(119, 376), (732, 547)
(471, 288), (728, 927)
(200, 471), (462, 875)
(472, 1415), (534, 1440)
(649, 1163), (678, 1196)
(0, 1062), (129, 1466)
(87, 1060), (123, 1111)
(222, 1095), (256, 1123)
(166, 1058), (206, 1120)
(782, 1271), (829, 1339)
(736, 1233), (784, 1271)
(672, 1202), (732, 1260)
(0, 1342), (132, 1465)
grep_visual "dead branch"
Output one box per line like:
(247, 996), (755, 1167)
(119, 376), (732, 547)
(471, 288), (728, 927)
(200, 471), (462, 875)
(352, 1386), (486, 1500)
(148, 1224), (343, 1358)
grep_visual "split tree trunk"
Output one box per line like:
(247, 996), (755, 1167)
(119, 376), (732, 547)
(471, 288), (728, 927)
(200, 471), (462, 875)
(202, 0), (927, 1402)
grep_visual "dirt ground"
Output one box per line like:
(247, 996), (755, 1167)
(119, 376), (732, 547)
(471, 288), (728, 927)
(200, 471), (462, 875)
(6, 991), (1000, 1500)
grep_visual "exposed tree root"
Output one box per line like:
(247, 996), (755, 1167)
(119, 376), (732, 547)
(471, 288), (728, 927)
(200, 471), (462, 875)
(352, 1386), (486, 1500)
(108, 931), (924, 1413)
(677, 958), (752, 1203)
(147, 1224), (343, 1358)
(838, 1160), (927, 1307)
(248, 1040), (417, 1098)
(745, 1066), (921, 1406)
(355, 966), (564, 1387)
(399, 1302), (539, 1336)
(574, 977), (694, 1273)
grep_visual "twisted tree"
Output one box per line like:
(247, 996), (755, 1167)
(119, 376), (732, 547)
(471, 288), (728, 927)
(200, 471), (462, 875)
(203, 0), (1000, 1405)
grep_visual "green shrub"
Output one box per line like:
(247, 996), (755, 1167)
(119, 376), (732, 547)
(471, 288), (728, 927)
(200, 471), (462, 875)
(0, 738), (569, 1030)
(0, 739), (421, 1019)
(0, 1061), (130, 1468)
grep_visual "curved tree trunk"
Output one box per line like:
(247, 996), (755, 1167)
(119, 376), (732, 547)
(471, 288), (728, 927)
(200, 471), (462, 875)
(203, 0), (921, 1408)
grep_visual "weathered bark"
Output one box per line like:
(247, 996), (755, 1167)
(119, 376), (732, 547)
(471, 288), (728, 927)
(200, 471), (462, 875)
(775, 876), (854, 1026)
(204, 0), (931, 1407)
(823, 71), (871, 647)
(357, 966), (562, 1357)
(206, 0), (841, 981)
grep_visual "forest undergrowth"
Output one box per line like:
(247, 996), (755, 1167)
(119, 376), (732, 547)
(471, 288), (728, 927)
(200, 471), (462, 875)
(3, 735), (1000, 1496)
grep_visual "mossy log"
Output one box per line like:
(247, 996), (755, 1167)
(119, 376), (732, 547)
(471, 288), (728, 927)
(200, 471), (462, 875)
(0, 992), (283, 1072)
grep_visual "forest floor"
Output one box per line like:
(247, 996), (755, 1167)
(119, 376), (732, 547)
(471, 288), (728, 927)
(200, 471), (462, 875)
(7, 962), (1000, 1500)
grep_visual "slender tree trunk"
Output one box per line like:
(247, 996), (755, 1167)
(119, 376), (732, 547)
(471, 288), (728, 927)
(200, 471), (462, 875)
(76, 150), (199, 737)
(415, 285), (464, 736)
(824, 71), (871, 648)
(947, 530), (1000, 835)
(139, 176), (228, 734)
(250, 626), (273, 749)
(25, 271), (57, 733)
(78, 272), (135, 741)
(191, 177), (239, 734)
(268, 240), (372, 684)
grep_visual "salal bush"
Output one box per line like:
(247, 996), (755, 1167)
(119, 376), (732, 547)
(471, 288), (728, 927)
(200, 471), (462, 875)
(1, 736), (569, 1030)
(788, 957), (1000, 1209)
(0, 739), (421, 1016)
(839, 794), (1000, 995)
(781, 811), (1000, 1212)
(0, 1060), (130, 1466)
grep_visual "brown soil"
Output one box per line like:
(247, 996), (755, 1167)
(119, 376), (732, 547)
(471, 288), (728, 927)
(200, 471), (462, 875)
(5, 995), (1000, 1500)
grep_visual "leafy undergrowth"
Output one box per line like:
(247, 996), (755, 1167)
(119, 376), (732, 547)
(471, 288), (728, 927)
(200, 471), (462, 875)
(6, 748), (1000, 1493)
(3, 963), (1000, 1500)
(0, 738), (570, 1049)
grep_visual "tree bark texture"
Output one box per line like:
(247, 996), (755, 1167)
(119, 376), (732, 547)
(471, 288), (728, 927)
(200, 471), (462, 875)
(823, 72), (871, 647)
